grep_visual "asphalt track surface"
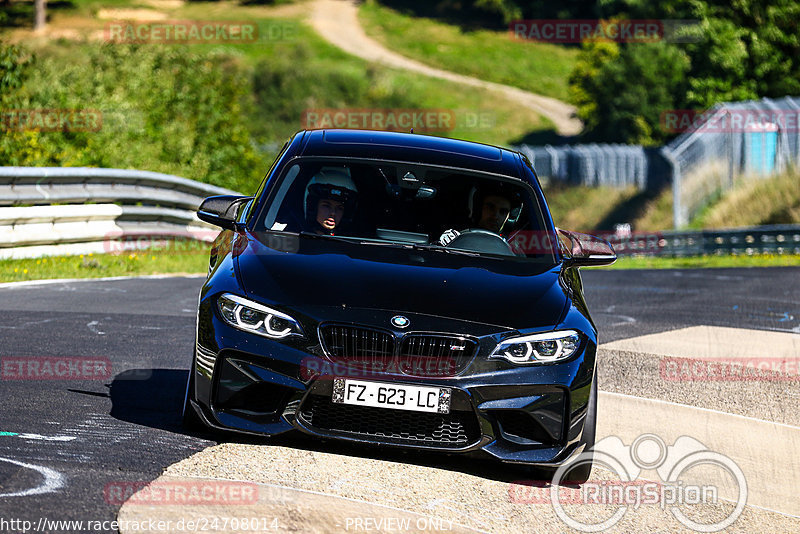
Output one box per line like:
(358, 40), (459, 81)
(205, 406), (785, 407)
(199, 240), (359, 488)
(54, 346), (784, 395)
(0, 267), (797, 530)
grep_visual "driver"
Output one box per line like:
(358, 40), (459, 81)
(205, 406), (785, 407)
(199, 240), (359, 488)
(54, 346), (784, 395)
(438, 186), (518, 246)
(304, 167), (358, 235)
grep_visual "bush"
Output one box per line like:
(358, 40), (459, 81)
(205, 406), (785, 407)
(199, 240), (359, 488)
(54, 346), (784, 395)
(569, 40), (690, 145)
(0, 42), (268, 194)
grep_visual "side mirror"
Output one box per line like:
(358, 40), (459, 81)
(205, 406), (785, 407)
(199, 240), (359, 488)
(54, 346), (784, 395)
(557, 228), (616, 267)
(197, 195), (253, 230)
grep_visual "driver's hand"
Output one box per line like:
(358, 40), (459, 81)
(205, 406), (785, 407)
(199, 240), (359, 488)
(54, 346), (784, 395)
(438, 229), (460, 246)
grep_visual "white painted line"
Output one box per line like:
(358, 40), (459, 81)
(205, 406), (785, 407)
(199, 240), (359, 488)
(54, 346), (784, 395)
(0, 457), (65, 497)
(1, 431), (77, 441)
(86, 320), (106, 335)
(16, 433), (76, 442)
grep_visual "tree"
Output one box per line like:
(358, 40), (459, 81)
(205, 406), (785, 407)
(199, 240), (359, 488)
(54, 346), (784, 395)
(569, 40), (690, 145)
(34, 0), (46, 31)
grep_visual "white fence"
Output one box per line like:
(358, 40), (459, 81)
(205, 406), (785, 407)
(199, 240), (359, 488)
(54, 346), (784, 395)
(515, 96), (800, 228)
(515, 144), (670, 191)
(665, 96), (800, 227)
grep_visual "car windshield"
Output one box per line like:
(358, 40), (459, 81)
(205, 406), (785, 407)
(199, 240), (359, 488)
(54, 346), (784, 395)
(255, 158), (557, 263)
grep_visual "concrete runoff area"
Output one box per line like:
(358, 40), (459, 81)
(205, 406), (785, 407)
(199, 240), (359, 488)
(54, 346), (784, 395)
(597, 326), (800, 426)
(597, 392), (800, 516)
(600, 325), (800, 360)
(117, 477), (479, 533)
(119, 326), (800, 532)
(118, 432), (799, 533)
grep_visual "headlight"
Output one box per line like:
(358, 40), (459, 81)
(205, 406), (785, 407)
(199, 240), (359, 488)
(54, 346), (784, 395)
(490, 330), (581, 364)
(217, 294), (304, 339)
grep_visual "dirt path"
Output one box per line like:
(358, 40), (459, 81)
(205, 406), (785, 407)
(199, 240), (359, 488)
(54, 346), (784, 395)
(308, 0), (582, 135)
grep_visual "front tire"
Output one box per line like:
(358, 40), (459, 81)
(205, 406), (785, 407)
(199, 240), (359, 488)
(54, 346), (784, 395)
(562, 370), (598, 483)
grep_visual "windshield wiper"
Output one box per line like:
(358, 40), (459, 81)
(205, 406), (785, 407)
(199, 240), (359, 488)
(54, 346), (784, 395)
(300, 232), (412, 248)
(299, 232), (482, 256)
(410, 244), (481, 257)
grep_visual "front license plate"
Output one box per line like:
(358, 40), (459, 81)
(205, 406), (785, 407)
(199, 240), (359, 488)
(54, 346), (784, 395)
(331, 378), (451, 414)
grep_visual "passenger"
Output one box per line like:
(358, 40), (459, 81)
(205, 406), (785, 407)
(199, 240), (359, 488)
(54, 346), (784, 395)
(304, 168), (358, 235)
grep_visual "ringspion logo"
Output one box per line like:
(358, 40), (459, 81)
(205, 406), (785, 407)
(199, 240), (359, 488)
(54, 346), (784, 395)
(510, 434), (747, 532)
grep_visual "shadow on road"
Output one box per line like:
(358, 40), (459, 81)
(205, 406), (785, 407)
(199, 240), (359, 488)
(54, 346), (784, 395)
(109, 368), (199, 435)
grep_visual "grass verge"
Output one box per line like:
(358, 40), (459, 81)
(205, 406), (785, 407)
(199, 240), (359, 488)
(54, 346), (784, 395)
(692, 172), (800, 229)
(1, 248), (796, 284)
(358, 0), (578, 101)
(5, 7), (554, 189)
(0, 249), (207, 283)
(600, 254), (800, 270)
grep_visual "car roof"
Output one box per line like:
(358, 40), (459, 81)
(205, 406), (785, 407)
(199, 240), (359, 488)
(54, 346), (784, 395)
(296, 129), (524, 178)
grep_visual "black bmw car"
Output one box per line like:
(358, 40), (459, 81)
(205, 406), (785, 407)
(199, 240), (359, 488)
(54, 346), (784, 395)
(184, 129), (615, 481)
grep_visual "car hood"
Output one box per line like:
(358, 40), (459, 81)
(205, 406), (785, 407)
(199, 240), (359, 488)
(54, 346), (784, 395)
(235, 233), (568, 331)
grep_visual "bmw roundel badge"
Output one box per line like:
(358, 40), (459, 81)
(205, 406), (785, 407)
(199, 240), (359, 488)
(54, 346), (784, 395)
(391, 315), (410, 329)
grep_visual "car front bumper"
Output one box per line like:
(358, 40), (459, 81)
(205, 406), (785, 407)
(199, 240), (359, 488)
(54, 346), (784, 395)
(190, 306), (596, 466)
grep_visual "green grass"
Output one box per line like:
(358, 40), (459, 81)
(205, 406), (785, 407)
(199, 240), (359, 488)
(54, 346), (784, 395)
(358, 0), (578, 101)
(600, 254), (800, 270)
(545, 168), (800, 233)
(164, 13), (555, 147)
(543, 185), (645, 232)
(0, 248), (207, 283)
(5, 8), (556, 186)
(3, 248), (795, 284)
(692, 172), (800, 229)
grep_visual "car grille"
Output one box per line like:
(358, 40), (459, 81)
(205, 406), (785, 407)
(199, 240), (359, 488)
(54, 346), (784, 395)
(400, 334), (477, 376)
(298, 395), (481, 448)
(319, 325), (477, 376)
(320, 325), (394, 360)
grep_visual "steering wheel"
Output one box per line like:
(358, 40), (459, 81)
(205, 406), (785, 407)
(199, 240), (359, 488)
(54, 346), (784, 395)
(444, 229), (516, 256)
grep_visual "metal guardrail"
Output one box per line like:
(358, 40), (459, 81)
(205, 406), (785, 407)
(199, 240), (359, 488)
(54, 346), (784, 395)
(0, 166), (237, 208)
(0, 167), (242, 259)
(598, 224), (800, 257)
(2, 167), (797, 259)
